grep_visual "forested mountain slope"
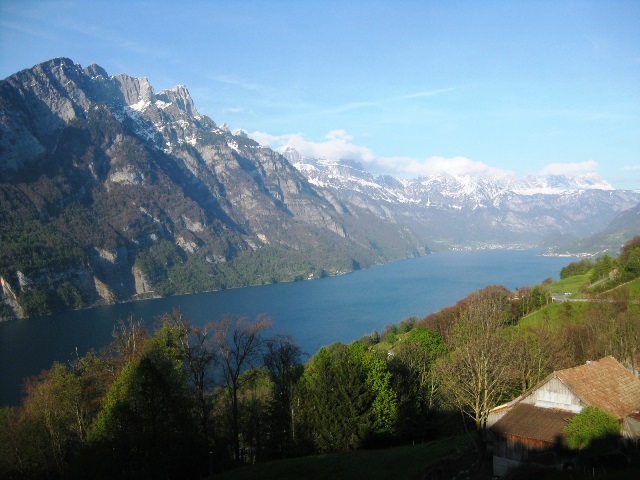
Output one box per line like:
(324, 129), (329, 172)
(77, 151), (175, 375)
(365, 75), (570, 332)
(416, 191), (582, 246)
(558, 202), (640, 255)
(0, 58), (425, 318)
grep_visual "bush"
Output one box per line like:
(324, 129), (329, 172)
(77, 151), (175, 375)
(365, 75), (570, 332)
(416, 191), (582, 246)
(564, 406), (620, 450)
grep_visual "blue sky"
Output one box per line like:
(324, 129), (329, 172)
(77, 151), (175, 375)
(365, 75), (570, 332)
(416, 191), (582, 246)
(1, 0), (639, 188)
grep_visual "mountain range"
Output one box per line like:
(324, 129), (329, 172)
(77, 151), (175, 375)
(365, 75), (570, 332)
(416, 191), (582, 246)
(283, 152), (639, 253)
(0, 58), (638, 318)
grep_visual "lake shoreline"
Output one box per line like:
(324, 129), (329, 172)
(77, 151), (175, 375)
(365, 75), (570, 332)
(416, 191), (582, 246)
(2, 246), (556, 323)
(0, 250), (427, 322)
(0, 250), (574, 406)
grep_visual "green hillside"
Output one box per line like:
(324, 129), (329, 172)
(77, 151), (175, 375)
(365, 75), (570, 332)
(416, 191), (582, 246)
(550, 273), (591, 297)
(519, 302), (591, 328)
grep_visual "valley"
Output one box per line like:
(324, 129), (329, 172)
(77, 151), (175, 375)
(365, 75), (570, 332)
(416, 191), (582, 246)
(2, 3), (638, 478)
(1, 59), (638, 319)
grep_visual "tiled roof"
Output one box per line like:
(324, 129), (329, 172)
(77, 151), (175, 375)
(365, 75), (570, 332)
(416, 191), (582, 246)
(556, 356), (640, 420)
(491, 403), (575, 444)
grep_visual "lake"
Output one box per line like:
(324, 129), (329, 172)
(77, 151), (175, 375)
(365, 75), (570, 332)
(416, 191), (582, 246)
(0, 249), (574, 406)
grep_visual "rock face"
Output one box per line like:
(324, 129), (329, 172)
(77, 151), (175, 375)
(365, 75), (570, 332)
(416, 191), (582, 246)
(0, 58), (425, 318)
(0, 277), (23, 319)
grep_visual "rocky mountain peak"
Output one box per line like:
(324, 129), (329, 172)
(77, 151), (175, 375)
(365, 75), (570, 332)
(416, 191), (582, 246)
(113, 73), (155, 106)
(281, 146), (304, 164)
(33, 57), (79, 77)
(155, 85), (199, 118)
(288, 151), (640, 250)
(338, 158), (364, 171)
(234, 129), (249, 138)
(83, 63), (109, 79)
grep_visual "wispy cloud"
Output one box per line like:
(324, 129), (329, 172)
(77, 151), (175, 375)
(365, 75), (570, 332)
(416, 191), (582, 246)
(208, 74), (266, 91)
(623, 165), (640, 171)
(321, 88), (456, 115)
(56, 21), (163, 58)
(204, 74), (313, 113)
(223, 107), (250, 114)
(539, 160), (599, 176)
(0, 19), (60, 41)
(401, 89), (457, 100)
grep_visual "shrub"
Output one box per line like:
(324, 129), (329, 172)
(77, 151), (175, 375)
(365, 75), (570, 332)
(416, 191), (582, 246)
(564, 406), (620, 450)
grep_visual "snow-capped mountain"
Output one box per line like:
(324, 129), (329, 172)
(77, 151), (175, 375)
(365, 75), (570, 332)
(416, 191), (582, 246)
(283, 148), (640, 251)
(0, 58), (426, 317)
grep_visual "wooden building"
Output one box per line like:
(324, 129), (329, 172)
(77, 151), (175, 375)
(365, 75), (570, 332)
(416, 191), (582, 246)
(487, 356), (640, 477)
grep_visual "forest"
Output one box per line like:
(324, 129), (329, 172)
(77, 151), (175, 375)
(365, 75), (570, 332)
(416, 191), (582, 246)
(1, 236), (639, 479)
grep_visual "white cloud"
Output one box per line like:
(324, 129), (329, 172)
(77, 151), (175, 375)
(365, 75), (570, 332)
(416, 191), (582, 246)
(539, 160), (599, 176)
(401, 156), (510, 177)
(325, 129), (352, 141)
(623, 165), (640, 171)
(249, 129), (511, 178)
(249, 130), (377, 164)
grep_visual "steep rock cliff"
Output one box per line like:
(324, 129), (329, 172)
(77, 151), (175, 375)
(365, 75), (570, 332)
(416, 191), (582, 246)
(0, 58), (425, 318)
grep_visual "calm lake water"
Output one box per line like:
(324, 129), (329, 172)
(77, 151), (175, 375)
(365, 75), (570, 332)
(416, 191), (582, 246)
(0, 250), (574, 406)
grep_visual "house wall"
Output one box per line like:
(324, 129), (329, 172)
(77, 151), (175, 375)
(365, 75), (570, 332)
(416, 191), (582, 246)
(487, 406), (510, 428)
(493, 455), (521, 477)
(493, 435), (561, 477)
(623, 416), (640, 440)
(522, 377), (583, 413)
(494, 434), (549, 459)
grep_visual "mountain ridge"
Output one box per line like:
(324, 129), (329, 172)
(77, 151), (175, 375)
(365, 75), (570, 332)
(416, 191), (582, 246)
(0, 58), (425, 318)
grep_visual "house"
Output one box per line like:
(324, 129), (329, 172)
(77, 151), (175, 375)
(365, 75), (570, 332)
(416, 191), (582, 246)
(487, 356), (640, 477)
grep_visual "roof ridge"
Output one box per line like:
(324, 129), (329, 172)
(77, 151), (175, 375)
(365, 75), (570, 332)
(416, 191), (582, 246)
(555, 356), (640, 419)
(490, 356), (640, 420)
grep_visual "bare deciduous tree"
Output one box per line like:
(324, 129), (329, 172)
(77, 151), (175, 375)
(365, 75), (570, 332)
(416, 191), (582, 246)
(160, 310), (218, 439)
(437, 287), (515, 434)
(213, 313), (271, 461)
(505, 326), (566, 394)
(112, 315), (148, 361)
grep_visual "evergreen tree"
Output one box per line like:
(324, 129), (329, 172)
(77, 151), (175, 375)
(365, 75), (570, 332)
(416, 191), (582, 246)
(263, 334), (303, 457)
(348, 342), (398, 438)
(300, 346), (374, 452)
